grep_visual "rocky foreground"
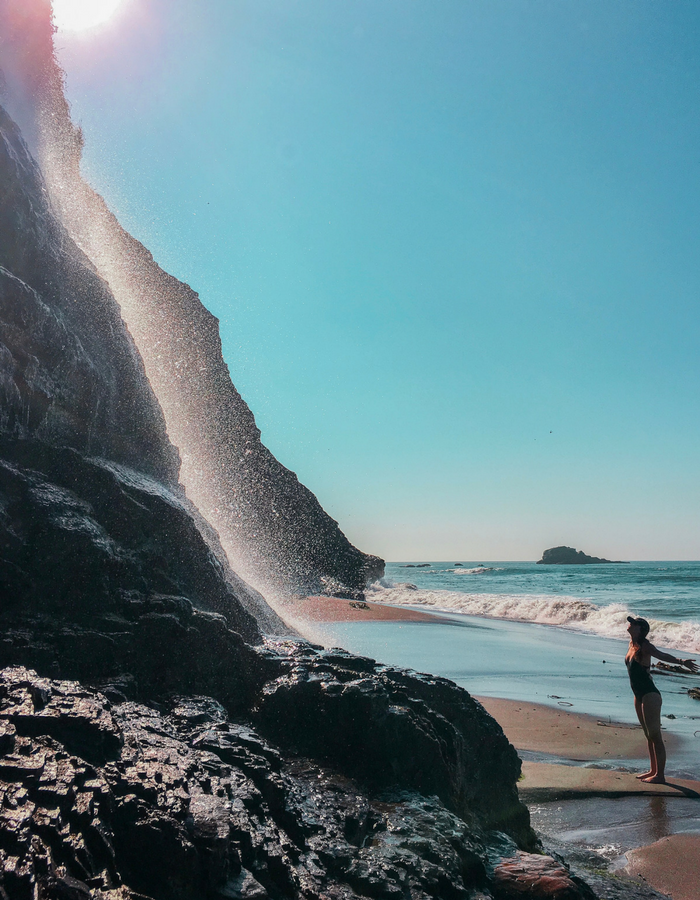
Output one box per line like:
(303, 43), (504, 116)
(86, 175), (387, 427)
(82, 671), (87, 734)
(0, 663), (602, 900)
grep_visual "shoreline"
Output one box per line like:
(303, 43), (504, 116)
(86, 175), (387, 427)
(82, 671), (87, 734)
(285, 594), (700, 900)
(475, 696), (662, 761)
(286, 592), (700, 656)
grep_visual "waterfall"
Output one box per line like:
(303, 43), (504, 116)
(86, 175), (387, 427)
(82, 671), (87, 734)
(0, 0), (383, 605)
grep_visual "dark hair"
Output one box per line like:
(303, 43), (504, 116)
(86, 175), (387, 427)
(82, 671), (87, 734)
(627, 615), (650, 648)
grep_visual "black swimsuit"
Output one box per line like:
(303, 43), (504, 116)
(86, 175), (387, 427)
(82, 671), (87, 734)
(626, 656), (660, 701)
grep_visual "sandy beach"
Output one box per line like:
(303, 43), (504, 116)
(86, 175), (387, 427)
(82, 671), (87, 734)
(476, 696), (654, 760)
(274, 595), (454, 624)
(622, 835), (700, 900)
(287, 595), (700, 900)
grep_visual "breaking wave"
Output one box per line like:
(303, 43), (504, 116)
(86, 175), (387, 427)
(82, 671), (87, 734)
(452, 566), (499, 575)
(366, 581), (700, 654)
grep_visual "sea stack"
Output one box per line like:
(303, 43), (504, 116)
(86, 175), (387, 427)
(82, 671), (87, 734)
(537, 546), (628, 564)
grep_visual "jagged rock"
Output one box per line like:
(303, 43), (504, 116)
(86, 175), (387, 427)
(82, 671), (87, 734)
(0, 92), (280, 631)
(0, 104), (179, 486)
(253, 643), (531, 844)
(536, 548), (627, 565)
(0, 667), (543, 900)
(0, 437), (260, 641)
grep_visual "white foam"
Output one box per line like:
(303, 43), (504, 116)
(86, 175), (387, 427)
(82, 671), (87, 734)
(366, 581), (700, 654)
(452, 566), (496, 575)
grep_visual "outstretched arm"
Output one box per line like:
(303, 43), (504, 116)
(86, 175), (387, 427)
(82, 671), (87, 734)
(648, 643), (699, 672)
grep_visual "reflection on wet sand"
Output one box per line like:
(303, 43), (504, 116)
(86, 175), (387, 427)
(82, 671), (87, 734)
(648, 796), (671, 844)
(532, 792), (700, 853)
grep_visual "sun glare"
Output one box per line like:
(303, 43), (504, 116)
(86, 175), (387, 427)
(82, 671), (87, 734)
(52, 0), (124, 32)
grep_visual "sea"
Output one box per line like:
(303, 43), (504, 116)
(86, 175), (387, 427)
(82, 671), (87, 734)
(304, 560), (700, 860)
(369, 560), (700, 653)
(305, 559), (700, 743)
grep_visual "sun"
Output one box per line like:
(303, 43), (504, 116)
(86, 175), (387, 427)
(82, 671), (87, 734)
(52, 0), (124, 32)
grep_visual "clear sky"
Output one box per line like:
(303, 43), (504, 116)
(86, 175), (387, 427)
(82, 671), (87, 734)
(53, 0), (700, 561)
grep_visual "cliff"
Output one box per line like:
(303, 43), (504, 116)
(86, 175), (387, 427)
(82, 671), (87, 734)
(0, 64), (545, 898)
(0, 0), (383, 601)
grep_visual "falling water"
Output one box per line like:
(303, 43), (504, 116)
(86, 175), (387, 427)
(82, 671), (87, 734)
(0, 0), (381, 607)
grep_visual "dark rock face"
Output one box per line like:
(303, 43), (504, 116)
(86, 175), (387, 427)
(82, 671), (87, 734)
(0, 438), (258, 641)
(254, 644), (529, 842)
(0, 0), (384, 600)
(536, 547), (626, 565)
(0, 603), (534, 852)
(0, 92), (284, 632)
(0, 104), (179, 485)
(0, 667), (542, 900)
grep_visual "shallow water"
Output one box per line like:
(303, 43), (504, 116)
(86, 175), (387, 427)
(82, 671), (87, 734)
(531, 794), (700, 858)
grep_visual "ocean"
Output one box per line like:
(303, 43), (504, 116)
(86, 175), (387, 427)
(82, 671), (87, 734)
(304, 559), (700, 775)
(368, 560), (700, 653)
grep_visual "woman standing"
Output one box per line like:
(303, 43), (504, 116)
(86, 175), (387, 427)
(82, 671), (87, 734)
(626, 615), (698, 783)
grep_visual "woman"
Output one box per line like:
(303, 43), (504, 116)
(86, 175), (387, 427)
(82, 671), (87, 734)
(626, 615), (698, 783)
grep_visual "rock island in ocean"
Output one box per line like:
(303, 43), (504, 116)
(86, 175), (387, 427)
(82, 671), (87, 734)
(537, 546), (628, 564)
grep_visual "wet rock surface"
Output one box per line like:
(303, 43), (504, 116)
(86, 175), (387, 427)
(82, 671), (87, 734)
(0, 667), (509, 900)
(253, 643), (530, 843)
(491, 852), (594, 899)
(0, 668), (654, 900)
(0, 93), (274, 633)
(0, 103), (179, 487)
(0, 437), (261, 647)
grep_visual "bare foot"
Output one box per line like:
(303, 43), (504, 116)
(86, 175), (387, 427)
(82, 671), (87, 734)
(636, 771), (654, 780)
(640, 774), (666, 784)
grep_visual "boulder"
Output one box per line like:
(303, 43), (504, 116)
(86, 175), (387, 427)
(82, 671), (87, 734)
(492, 852), (595, 899)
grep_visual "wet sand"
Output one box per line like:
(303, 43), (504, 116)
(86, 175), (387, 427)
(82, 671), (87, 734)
(276, 595), (454, 624)
(476, 697), (654, 761)
(480, 700), (700, 899)
(622, 834), (700, 900)
(519, 761), (700, 801)
(482, 699), (700, 899)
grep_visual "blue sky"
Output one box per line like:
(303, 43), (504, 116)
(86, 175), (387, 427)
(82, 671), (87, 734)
(55, 0), (700, 560)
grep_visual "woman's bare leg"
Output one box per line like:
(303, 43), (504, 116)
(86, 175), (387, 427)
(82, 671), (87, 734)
(639, 693), (666, 783)
(633, 696), (655, 779)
